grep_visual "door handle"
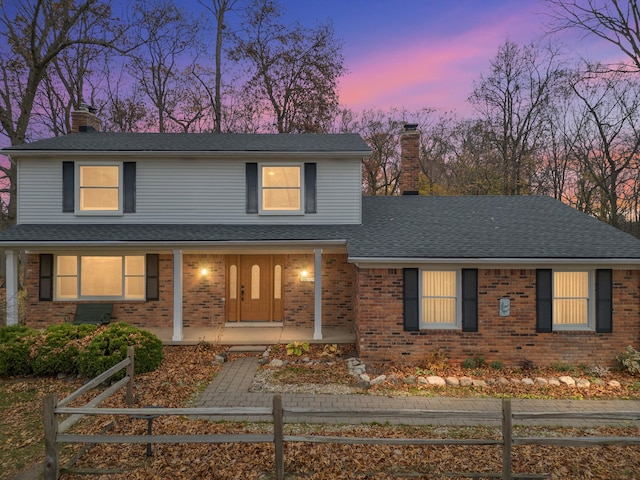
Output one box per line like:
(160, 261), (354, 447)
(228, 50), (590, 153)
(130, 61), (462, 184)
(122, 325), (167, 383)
(241, 285), (245, 301)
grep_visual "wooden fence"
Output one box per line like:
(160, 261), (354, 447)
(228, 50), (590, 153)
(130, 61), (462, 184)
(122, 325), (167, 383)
(44, 348), (640, 480)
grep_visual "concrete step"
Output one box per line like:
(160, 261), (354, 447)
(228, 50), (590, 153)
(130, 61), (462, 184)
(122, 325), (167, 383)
(228, 345), (268, 353)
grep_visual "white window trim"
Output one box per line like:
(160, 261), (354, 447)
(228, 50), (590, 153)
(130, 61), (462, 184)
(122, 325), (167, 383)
(75, 162), (124, 216)
(419, 269), (462, 330)
(54, 254), (146, 301)
(552, 269), (595, 331)
(258, 162), (304, 215)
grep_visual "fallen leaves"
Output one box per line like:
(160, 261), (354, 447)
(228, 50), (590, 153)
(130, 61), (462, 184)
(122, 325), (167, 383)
(3, 344), (640, 480)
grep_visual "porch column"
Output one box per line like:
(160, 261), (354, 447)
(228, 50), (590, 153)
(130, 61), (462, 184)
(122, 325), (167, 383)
(172, 249), (183, 341)
(313, 248), (322, 340)
(5, 250), (18, 326)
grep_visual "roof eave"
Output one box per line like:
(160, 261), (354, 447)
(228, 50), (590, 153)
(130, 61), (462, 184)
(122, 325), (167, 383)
(3, 150), (371, 159)
(349, 256), (640, 268)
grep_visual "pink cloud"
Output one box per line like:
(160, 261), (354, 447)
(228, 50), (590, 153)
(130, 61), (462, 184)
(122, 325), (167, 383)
(338, 7), (550, 114)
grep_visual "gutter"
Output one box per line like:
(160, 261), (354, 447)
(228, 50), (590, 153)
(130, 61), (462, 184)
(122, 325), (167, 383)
(4, 150), (371, 159)
(349, 257), (640, 268)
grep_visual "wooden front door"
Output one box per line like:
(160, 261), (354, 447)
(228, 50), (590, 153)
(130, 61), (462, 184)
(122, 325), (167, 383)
(226, 255), (284, 322)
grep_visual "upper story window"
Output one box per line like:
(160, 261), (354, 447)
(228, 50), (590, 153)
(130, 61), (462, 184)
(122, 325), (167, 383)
(260, 165), (303, 214)
(78, 165), (121, 213)
(63, 161), (135, 215)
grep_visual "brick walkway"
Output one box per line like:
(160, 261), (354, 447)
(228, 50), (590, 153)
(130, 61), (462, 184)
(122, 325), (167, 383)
(196, 356), (640, 427)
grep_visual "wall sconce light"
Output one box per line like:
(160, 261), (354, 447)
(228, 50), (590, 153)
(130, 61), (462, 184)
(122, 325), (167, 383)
(200, 267), (208, 277)
(300, 269), (314, 282)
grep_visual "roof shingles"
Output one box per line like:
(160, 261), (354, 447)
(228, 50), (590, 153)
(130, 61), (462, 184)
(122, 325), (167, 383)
(1, 196), (639, 260)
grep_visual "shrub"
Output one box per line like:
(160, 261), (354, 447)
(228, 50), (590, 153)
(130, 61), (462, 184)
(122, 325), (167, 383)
(0, 325), (39, 376)
(31, 323), (97, 376)
(489, 361), (504, 371)
(617, 345), (640, 376)
(76, 323), (163, 379)
(551, 362), (575, 373)
(422, 349), (448, 371)
(286, 341), (309, 356)
(462, 355), (485, 370)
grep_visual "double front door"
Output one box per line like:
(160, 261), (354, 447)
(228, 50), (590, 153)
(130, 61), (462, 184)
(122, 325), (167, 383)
(226, 255), (284, 322)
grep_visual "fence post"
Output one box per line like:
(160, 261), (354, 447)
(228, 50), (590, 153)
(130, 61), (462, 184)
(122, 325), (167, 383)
(126, 345), (135, 405)
(44, 394), (59, 480)
(502, 398), (512, 480)
(273, 394), (284, 480)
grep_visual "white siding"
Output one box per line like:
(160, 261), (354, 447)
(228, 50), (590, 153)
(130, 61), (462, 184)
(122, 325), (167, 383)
(17, 156), (362, 224)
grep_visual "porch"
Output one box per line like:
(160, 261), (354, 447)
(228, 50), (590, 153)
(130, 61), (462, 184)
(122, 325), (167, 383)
(146, 324), (355, 346)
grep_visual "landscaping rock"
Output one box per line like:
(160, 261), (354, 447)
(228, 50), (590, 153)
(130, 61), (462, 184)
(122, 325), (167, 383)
(417, 376), (428, 385)
(446, 376), (460, 386)
(471, 379), (487, 387)
(608, 380), (621, 388)
(576, 378), (591, 388)
(359, 373), (370, 383)
(521, 378), (534, 385)
(213, 354), (226, 364)
(548, 378), (561, 386)
(496, 377), (510, 386)
(459, 377), (472, 387)
(269, 359), (284, 368)
(427, 376), (446, 386)
(370, 375), (386, 386)
(559, 376), (576, 387)
(302, 356), (311, 363)
(387, 373), (400, 384)
(535, 378), (548, 386)
(592, 378), (606, 387)
(403, 375), (417, 385)
(510, 378), (521, 384)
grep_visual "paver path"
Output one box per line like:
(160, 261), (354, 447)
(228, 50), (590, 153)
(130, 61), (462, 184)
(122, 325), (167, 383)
(197, 357), (640, 427)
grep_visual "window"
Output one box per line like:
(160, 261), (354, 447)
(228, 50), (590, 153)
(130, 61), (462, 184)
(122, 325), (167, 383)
(78, 165), (122, 213)
(420, 270), (460, 328)
(55, 255), (145, 300)
(260, 165), (302, 213)
(553, 271), (592, 329)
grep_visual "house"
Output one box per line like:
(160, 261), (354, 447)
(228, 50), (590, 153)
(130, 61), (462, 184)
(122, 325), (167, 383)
(1, 110), (640, 367)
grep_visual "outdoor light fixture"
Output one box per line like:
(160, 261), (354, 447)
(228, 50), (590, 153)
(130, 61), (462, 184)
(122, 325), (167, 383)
(300, 269), (314, 282)
(200, 268), (208, 276)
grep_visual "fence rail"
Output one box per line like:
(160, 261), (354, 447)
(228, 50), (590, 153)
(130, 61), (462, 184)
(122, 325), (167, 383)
(44, 348), (640, 480)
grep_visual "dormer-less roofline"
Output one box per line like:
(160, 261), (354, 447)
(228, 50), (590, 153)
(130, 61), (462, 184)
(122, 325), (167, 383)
(3, 150), (370, 159)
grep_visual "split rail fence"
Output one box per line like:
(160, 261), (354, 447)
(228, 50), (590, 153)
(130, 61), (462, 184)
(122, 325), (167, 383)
(44, 347), (640, 480)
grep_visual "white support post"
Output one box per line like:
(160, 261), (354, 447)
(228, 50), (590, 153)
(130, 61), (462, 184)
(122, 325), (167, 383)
(313, 248), (322, 340)
(5, 250), (18, 326)
(172, 249), (183, 341)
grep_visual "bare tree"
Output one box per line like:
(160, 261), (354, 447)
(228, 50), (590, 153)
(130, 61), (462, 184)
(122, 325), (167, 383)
(0, 0), (125, 223)
(232, 0), (345, 133)
(199, 0), (239, 132)
(546, 0), (640, 72)
(469, 40), (566, 195)
(128, 0), (202, 132)
(567, 68), (640, 227)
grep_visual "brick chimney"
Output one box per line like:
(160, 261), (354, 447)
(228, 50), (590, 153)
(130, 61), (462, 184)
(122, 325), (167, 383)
(71, 103), (101, 133)
(400, 123), (420, 195)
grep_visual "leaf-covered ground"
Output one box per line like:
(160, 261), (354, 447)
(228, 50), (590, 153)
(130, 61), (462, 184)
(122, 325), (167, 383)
(2, 344), (640, 480)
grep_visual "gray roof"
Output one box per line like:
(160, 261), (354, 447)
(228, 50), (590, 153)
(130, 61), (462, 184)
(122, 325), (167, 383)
(3, 132), (371, 154)
(1, 196), (639, 261)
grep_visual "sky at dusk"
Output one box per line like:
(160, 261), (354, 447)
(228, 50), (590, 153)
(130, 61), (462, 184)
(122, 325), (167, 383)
(275, 0), (625, 114)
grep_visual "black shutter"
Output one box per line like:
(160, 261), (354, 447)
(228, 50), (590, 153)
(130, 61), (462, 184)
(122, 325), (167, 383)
(39, 254), (53, 301)
(596, 269), (613, 333)
(146, 254), (159, 301)
(461, 269), (478, 332)
(536, 269), (553, 333)
(403, 268), (419, 331)
(246, 163), (258, 213)
(304, 163), (317, 213)
(62, 162), (74, 212)
(123, 162), (136, 213)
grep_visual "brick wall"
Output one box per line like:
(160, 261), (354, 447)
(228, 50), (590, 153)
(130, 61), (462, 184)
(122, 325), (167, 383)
(23, 252), (355, 331)
(355, 267), (640, 367)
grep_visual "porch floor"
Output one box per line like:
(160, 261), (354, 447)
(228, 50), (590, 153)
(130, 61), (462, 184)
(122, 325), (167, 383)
(145, 325), (355, 346)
